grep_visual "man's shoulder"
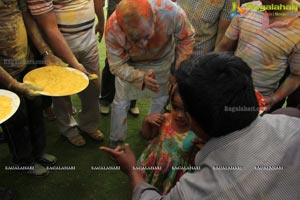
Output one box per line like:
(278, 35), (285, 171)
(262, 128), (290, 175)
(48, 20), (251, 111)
(258, 114), (300, 140)
(149, 0), (181, 13)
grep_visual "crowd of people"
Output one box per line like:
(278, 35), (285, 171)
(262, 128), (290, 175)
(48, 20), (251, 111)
(1, 0), (299, 198)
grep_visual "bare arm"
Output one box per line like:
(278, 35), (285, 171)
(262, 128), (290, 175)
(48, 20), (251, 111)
(94, 0), (105, 42)
(0, 66), (16, 89)
(215, 36), (237, 52)
(215, 19), (231, 46)
(265, 74), (300, 110)
(100, 144), (146, 190)
(32, 12), (87, 73)
(141, 114), (164, 140)
(21, 11), (66, 66)
(0, 66), (40, 97)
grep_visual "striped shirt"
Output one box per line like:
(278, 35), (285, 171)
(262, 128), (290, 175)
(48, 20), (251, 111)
(176, 0), (238, 57)
(27, 0), (97, 51)
(225, 1), (300, 97)
(133, 114), (300, 199)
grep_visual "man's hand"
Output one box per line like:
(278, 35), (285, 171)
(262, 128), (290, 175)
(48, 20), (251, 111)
(100, 144), (137, 175)
(143, 69), (159, 93)
(100, 144), (146, 189)
(12, 82), (42, 98)
(145, 114), (165, 127)
(264, 96), (277, 111)
(44, 54), (68, 67)
(192, 137), (207, 150)
(73, 63), (89, 75)
(95, 22), (104, 42)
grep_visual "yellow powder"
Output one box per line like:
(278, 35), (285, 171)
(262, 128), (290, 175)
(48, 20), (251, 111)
(24, 66), (89, 96)
(0, 95), (13, 122)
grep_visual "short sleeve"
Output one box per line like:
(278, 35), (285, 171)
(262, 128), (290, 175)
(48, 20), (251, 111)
(26, 0), (54, 16)
(289, 42), (300, 76)
(224, 14), (241, 40)
(220, 0), (240, 21)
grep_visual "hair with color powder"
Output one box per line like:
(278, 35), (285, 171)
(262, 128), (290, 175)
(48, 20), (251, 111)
(116, 0), (154, 34)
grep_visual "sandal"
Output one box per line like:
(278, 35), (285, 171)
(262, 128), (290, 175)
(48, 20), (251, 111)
(66, 134), (86, 147)
(84, 130), (104, 141)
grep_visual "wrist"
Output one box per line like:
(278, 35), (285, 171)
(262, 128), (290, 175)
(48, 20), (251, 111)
(128, 169), (146, 188)
(8, 79), (17, 90)
(270, 95), (278, 105)
(142, 73), (146, 90)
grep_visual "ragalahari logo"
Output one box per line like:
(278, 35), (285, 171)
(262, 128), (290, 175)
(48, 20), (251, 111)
(231, 2), (299, 18)
(230, 2), (247, 18)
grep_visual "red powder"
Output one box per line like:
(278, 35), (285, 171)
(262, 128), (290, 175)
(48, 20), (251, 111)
(165, 3), (173, 10)
(155, 0), (161, 7)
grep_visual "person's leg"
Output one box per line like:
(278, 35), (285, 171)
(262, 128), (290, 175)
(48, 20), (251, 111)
(26, 95), (57, 166)
(149, 95), (169, 114)
(76, 42), (103, 140)
(110, 98), (130, 147)
(25, 96), (46, 160)
(42, 96), (56, 121)
(52, 96), (85, 146)
(2, 96), (35, 165)
(1, 95), (50, 176)
(129, 99), (140, 116)
(99, 58), (115, 114)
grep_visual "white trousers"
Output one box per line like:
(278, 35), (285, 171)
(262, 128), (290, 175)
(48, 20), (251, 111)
(53, 42), (101, 137)
(110, 95), (168, 142)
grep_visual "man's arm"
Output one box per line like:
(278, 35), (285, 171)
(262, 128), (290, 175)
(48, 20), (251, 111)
(215, 36), (237, 52)
(21, 10), (66, 66)
(94, 0), (105, 42)
(25, 2), (87, 73)
(0, 66), (40, 97)
(141, 114), (164, 140)
(265, 42), (300, 110)
(215, 19), (231, 46)
(265, 74), (300, 110)
(215, 0), (239, 46)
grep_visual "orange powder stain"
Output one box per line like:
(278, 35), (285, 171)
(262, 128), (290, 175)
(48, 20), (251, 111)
(165, 3), (173, 10)
(155, 0), (161, 7)
(137, 0), (153, 20)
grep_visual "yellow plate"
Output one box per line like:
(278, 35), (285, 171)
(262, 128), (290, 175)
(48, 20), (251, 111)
(0, 89), (20, 124)
(23, 66), (89, 96)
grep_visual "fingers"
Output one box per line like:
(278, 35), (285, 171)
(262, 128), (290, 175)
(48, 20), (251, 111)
(123, 143), (131, 153)
(88, 74), (98, 80)
(144, 70), (159, 92)
(99, 146), (121, 157)
(145, 78), (159, 92)
(148, 114), (164, 126)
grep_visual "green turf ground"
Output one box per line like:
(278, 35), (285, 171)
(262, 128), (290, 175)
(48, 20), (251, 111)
(0, 8), (151, 199)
